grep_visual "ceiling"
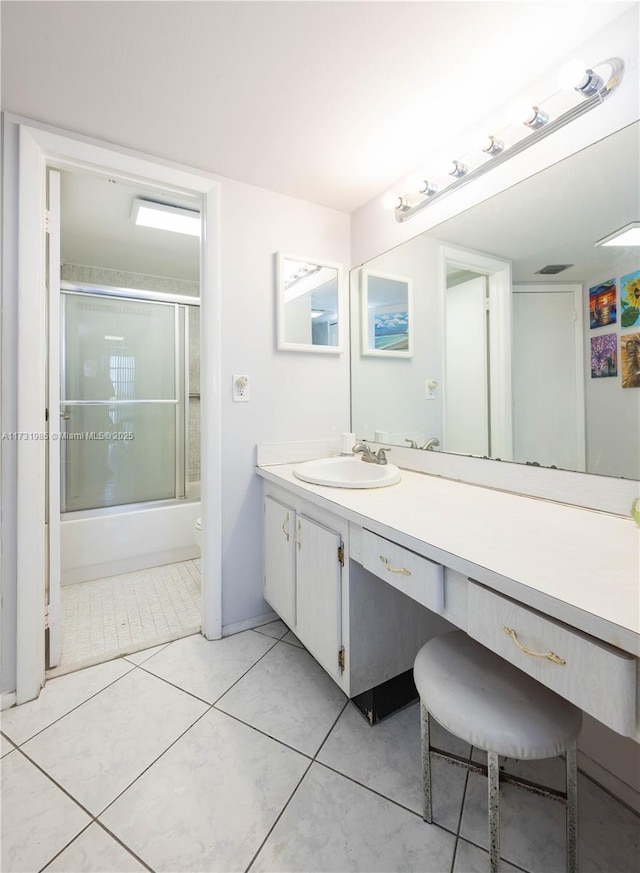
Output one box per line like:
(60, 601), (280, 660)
(1, 1), (633, 213)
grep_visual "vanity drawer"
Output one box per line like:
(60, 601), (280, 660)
(468, 582), (637, 737)
(362, 530), (444, 614)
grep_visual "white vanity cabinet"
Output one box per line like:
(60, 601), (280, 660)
(263, 482), (451, 700)
(264, 492), (346, 683)
(264, 496), (297, 628)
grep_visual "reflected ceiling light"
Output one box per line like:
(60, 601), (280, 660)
(132, 199), (201, 237)
(387, 56), (625, 224)
(595, 222), (640, 247)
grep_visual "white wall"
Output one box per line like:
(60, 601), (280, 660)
(351, 234), (442, 445)
(0, 121), (350, 695)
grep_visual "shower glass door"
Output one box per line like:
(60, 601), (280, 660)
(61, 292), (186, 512)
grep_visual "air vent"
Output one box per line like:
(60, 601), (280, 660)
(535, 264), (574, 275)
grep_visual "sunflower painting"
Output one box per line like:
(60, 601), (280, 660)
(591, 333), (617, 378)
(620, 270), (640, 328)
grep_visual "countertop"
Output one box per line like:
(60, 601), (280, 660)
(257, 463), (640, 653)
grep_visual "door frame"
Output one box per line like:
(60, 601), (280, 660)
(14, 120), (222, 703)
(439, 244), (513, 461)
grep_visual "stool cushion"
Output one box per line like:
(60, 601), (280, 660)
(414, 631), (582, 760)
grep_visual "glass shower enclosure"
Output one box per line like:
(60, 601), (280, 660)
(60, 289), (194, 513)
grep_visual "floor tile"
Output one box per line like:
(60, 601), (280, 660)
(216, 641), (347, 756)
(43, 823), (147, 872)
(318, 701), (468, 831)
(59, 559), (201, 672)
(1, 751), (90, 873)
(141, 630), (276, 703)
(1, 733), (16, 757)
(254, 619), (289, 641)
(22, 668), (208, 815)
(250, 762), (456, 872)
(459, 765), (640, 872)
(100, 708), (309, 873)
(123, 641), (171, 665)
(282, 629), (304, 648)
(453, 838), (522, 872)
(1, 658), (133, 745)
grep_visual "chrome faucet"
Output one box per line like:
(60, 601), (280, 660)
(405, 438), (419, 449)
(353, 442), (390, 465)
(421, 437), (440, 451)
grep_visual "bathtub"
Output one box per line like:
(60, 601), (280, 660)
(61, 492), (201, 585)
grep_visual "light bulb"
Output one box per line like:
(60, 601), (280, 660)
(448, 161), (467, 178)
(418, 180), (438, 196)
(382, 192), (402, 210)
(482, 136), (504, 156)
(557, 59), (587, 91)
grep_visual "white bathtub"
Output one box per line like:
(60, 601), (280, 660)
(61, 495), (201, 585)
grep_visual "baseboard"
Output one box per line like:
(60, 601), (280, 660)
(1, 691), (17, 711)
(62, 547), (200, 585)
(578, 751), (640, 814)
(222, 610), (278, 638)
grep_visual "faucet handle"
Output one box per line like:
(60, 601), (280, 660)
(404, 438), (418, 449)
(375, 447), (391, 464)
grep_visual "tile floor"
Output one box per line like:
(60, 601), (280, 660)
(55, 560), (201, 674)
(2, 619), (638, 873)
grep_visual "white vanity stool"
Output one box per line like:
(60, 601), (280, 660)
(414, 631), (583, 872)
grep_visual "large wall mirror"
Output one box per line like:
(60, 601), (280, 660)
(277, 252), (343, 353)
(351, 121), (640, 480)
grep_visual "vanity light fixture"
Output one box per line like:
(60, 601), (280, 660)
(418, 180), (438, 196)
(387, 56), (625, 223)
(448, 160), (468, 178)
(482, 136), (505, 156)
(595, 221), (640, 247)
(131, 199), (201, 237)
(523, 106), (549, 130)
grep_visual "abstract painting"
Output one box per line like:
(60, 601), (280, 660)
(590, 333), (617, 378)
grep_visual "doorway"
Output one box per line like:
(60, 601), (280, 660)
(14, 122), (222, 703)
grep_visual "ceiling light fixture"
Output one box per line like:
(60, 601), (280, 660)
(595, 222), (640, 247)
(132, 199), (201, 237)
(386, 56), (625, 223)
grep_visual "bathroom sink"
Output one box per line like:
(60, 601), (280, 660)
(293, 456), (401, 489)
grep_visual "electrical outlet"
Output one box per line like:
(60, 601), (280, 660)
(425, 378), (438, 400)
(232, 374), (250, 402)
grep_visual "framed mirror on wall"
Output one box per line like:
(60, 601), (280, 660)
(276, 252), (343, 353)
(350, 121), (640, 481)
(361, 271), (413, 358)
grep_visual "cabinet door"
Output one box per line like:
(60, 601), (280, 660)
(264, 496), (296, 628)
(295, 515), (343, 679)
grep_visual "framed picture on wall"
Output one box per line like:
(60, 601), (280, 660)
(620, 270), (640, 328)
(589, 279), (617, 329)
(590, 333), (617, 378)
(361, 270), (413, 358)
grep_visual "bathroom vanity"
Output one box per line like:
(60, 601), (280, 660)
(257, 459), (640, 740)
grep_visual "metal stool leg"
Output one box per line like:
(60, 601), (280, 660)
(565, 743), (578, 873)
(488, 750), (500, 873)
(420, 704), (432, 823)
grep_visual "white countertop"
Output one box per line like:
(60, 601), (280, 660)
(257, 463), (640, 651)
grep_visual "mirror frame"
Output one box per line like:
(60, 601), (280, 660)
(276, 251), (344, 354)
(361, 269), (413, 358)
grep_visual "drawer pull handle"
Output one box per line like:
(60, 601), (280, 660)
(379, 555), (411, 576)
(502, 626), (566, 665)
(282, 513), (290, 542)
(296, 519), (302, 551)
